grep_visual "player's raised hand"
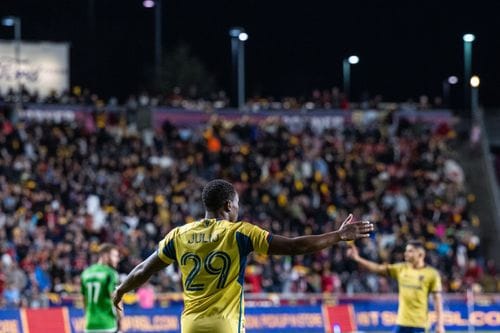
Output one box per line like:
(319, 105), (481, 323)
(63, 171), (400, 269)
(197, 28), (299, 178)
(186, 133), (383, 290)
(339, 214), (354, 229)
(336, 215), (374, 241)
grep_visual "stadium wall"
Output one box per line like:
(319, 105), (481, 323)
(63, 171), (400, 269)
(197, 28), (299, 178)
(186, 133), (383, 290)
(1, 295), (498, 333)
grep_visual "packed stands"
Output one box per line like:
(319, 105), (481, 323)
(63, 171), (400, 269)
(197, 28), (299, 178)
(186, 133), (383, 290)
(0, 85), (445, 112)
(0, 90), (496, 308)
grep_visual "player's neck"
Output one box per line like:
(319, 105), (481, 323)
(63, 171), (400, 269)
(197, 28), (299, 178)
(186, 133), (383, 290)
(411, 261), (425, 269)
(204, 211), (229, 221)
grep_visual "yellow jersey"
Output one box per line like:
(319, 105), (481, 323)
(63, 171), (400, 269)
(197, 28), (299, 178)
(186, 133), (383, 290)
(157, 218), (272, 333)
(387, 262), (442, 328)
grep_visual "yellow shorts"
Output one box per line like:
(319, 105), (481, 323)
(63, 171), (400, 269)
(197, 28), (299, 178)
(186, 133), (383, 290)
(181, 316), (244, 333)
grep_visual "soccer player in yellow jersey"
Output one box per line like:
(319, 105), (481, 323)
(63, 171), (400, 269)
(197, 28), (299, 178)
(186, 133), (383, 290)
(112, 179), (375, 333)
(347, 240), (445, 333)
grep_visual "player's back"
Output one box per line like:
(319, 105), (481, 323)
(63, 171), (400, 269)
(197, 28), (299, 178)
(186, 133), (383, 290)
(158, 218), (271, 333)
(81, 264), (118, 332)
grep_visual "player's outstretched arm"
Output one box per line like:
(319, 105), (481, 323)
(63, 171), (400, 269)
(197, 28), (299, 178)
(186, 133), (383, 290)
(112, 251), (168, 310)
(268, 214), (374, 255)
(346, 243), (387, 275)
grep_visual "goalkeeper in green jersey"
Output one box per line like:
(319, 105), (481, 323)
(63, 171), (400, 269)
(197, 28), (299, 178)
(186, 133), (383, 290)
(81, 243), (122, 333)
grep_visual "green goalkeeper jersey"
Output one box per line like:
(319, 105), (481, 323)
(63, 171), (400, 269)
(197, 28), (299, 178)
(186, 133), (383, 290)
(81, 263), (119, 333)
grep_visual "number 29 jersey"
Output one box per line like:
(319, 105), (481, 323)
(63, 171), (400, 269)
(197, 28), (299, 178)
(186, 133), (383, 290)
(157, 219), (272, 324)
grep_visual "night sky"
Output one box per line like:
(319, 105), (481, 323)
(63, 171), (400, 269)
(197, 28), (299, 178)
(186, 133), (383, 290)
(1, 0), (499, 106)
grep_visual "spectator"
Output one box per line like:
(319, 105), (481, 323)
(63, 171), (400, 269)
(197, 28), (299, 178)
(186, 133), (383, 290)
(136, 282), (156, 309)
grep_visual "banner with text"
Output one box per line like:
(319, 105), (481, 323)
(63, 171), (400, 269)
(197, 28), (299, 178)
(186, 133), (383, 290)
(0, 309), (23, 333)
(0, 41), (69, 97)
(0, 298), (498, 332)
(343, 299), (500, 332)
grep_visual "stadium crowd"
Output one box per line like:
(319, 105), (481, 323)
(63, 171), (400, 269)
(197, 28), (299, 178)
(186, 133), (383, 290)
(0, 95), (497, 309)
(1, 85), (444, 112)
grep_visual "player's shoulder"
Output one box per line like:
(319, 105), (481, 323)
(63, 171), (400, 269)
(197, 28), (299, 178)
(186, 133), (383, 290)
(390, 262), (406, 269)
(103, 264), (118, 273)
(424, 265), (441, 276)
(172, 219), (259, 235)
(232, 220), (255, 228)
(224, 220), (244, 227)
(95, 264), (116, 275)
(82, 264), (115, 279)
(225, 220), (258, 232)
(165, 223), (194, 237)
(175, 223), (193, 233)
(81, 264), (96, 275)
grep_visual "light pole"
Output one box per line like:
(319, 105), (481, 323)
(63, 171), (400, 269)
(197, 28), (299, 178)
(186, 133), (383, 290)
(470, 75), (480, 119)
(2, 16), (21, 105)
(442, 75), (458, 108)
(143, 0), (162, 79)
(343, 55), (359, 100)
(463, 33), (475, 112)
(229, 27), (248, 109)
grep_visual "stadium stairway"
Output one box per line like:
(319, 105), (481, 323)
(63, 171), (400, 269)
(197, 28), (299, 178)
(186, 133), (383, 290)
(457, 109), (500, 270)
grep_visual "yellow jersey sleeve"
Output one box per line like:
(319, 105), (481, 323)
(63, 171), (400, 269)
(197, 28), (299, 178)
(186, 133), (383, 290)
(238, 222), (272, 255)
(157, 228), (178, 265)
(387, 262), (405, 279)
(429, 268), (443, 293)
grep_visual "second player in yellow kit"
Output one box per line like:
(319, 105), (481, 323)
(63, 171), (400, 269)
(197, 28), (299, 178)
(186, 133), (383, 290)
(387, 262), (442, 328)
(348, 240), (445, 333)
(158, 219), (271, 332)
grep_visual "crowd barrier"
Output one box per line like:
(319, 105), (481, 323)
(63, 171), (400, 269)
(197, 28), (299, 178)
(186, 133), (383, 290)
(1, 294), (498, 333)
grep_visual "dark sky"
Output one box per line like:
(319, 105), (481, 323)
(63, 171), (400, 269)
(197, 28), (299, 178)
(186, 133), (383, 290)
(1, 0), (499, 106)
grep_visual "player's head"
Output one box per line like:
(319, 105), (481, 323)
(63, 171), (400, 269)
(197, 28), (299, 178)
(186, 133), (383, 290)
(202, 179), (239, 221)
(404, 240), (425, 264)
(98, 243), (120, 269)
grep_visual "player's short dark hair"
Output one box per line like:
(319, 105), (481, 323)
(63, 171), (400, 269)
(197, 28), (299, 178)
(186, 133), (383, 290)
(407, 240), (425, 250)
(202, 179), (236, 212)
(98, 243), (117, 256)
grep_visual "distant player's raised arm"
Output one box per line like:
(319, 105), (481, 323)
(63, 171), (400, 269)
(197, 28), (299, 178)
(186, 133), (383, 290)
(268, 215), (374, 255)
(346, 243), (389, 275)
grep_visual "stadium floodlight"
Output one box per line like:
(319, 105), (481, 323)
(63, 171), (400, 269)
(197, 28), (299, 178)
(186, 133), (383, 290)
(443, 75), (458, 107)
(142, 0), (155, 8)
(470, 75), (480, 118)
(343, 55), (359, 99)
(229, 27), (248, 109)
(229, 27), (243, 38)
(348, 55), (359, 65)
(1, 17), (16, 26)
(470, 75), (480, 88)
(463, 33), (475, 114)
(463, 34), (475, 43)
(448, 76), (458, 85)
(1, 16), (20, 38)
(238, 32), (248, 42)
(142, 0), (162, 78)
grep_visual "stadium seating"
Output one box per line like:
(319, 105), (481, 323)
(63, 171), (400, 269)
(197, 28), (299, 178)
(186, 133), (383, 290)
(0, 93), (495, 308)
